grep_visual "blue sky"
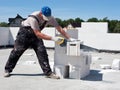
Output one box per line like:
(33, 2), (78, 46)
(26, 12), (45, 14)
(0, 0), (120, 22)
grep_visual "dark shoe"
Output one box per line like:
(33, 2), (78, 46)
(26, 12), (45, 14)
(46, 73), (60, 79)
(4, 72), (11, 77)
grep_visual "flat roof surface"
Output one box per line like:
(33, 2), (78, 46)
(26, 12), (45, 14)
(0, 48), (120, 90)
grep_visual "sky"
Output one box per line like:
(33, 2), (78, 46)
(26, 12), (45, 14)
(0, 0), (120, 22)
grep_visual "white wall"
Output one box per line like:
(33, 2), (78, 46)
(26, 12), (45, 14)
(0, 27), (9, 46)
(77, 22), (120, 51)
(78, 32), (120, 51)
(0, 27), (55, 48)
(1, 22), (120, 51)
(80, 22), (108, 34)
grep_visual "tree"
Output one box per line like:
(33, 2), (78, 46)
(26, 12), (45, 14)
(67, 19), (75, 24)
(75, 18), (84, 23)
(87, 17), (98, 22)
(99, 17), (109, 22)
(0, 22), (9, 27)
(108, 20), (118, 33)
(62, 20), (69, 28)
(114, 22), (120, 33)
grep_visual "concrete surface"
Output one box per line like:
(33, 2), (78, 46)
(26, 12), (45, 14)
(0, 48), (120, 90)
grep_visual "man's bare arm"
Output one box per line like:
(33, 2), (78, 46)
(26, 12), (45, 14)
(55, 26), (70, 39)
(33, 30), (52, 40)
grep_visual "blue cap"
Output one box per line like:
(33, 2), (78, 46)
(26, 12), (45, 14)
(41, 6), (51, 17)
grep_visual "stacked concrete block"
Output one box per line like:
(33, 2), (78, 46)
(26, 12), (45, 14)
(54, 29), (92, 79)
(66, 41), (81, 56)
(112, 59), (120, 70)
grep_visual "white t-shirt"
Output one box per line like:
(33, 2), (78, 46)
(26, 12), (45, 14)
(21, 11), (59, 30)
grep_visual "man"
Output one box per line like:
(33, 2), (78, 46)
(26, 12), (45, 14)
(4, 6), (74, 79)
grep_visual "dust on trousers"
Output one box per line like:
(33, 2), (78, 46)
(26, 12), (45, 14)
(5, 27), (52, 75)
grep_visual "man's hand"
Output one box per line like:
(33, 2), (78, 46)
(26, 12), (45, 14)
(51, 36), (65, 45)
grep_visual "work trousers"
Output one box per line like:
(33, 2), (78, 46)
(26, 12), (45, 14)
(5, 27), (52, 75)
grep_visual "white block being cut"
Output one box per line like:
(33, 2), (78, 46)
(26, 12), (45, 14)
(67, 41), (80, 56)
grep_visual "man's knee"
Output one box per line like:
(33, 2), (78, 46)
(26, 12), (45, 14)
(10, 48), (24, 58)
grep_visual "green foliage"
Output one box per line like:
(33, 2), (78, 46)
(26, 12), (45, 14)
(56, 17), (84, 28)
(87, 17), (98, 22)
(108, 20), (118, 33)
(99, 17), (109, 22)
(67, 19), (75, 23)
(0, 22), (9, 27)
(75, 18), (84, 23)
(114, 22), (120, 33)
(62, 20), (69, 28)
(55, 17), (120, 33)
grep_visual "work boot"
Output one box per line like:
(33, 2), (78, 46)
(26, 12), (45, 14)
(4, 72), (11, 77)
(46, 73), (60, 79)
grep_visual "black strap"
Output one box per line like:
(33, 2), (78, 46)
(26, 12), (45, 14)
(39, 21), (47, 30)
(28, 15), (47, 30)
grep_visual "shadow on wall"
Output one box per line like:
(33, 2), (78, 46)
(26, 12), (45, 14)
(8, 29), (14, 45)
(0, 28), (15, 48)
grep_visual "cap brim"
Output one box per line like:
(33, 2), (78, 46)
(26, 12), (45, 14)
(42, 15), (51, 21)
